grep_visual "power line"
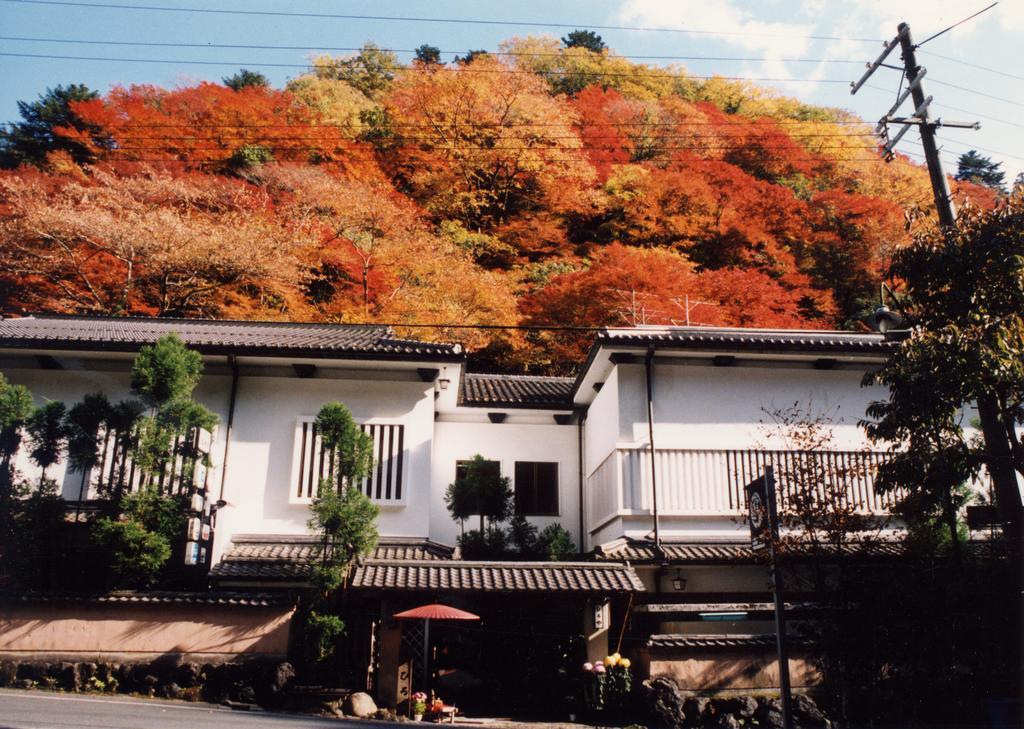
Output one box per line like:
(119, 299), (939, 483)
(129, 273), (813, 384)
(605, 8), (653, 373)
(863, 83), (1023, 129)
(919, 50), (1024, 82)
(0, 0), (886, 42)
(0, 51), (857, 84)
(915, 2), (999, 47)
(928, 78), (1024, 109)
(6, 119), (873, 129)
(0, 35), (868, 65)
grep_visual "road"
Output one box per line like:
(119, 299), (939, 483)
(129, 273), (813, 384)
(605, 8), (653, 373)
(0, 689), (392, 729)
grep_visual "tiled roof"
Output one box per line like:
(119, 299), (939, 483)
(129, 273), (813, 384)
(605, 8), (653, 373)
(211, 535), (458, 582)
(647, 634), (805, 650)
(594, 538), (906, 564)
(0, 315), (462, 361)
(596, 327), (893, 355)
(0, 590), (292, 607)
(460, 373), (575, 410)
(351, 559), (645, 593)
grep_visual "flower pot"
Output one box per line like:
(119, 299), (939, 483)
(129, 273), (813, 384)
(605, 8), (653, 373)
(414, 715), (424, 722)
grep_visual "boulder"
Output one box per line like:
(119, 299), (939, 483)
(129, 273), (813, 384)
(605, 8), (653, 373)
(160, 682), (181, 699)
(722, 696), (757, 719)
(0, 660), (17, 687)
(643, 676), (686, 728)
(683, 696), (710, 724)
(238, 685), (257, 704)
(714, 714), (740, 729)
(176, 662), (202, 688)
(262, 661), (295, 699)
(755, 698), (785, 729)
(342, 691), (378, 718)
(793, 694), (827, 728)
(56, 662), (81, 691)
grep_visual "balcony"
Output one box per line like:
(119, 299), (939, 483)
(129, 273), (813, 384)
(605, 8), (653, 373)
(587, 446), (897, 531)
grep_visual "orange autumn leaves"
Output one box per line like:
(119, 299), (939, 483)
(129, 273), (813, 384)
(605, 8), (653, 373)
(0, 46), (948, 370)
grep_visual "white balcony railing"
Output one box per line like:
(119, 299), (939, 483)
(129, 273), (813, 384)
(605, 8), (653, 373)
(587, 446), (897, 531)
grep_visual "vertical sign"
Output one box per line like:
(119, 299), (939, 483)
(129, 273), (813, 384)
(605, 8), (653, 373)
(184, 427), (215, 568)
(745, 467), (792, 729)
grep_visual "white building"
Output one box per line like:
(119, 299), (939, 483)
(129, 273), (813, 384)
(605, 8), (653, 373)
(0, 315), (905, 698)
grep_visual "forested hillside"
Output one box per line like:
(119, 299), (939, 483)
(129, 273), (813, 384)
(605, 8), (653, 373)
(0, 37), (997, 372)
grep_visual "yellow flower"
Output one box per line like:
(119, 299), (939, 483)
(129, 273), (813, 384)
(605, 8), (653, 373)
(620, 658), (631, 669)
(605, 654), (618, 666)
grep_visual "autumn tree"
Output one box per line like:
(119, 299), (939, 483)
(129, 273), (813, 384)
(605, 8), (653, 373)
(257, 165), (520, 351)
(383, 53), (595, 230)
(60, 82), (348, 169)
(502, 35), (679, 100)
(0, 170), (308, 316)
(309, 44), (402, 100)
(0, 84), (103, 168)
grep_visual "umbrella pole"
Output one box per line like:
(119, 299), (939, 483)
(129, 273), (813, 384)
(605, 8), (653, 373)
(423, 618), (430, 691)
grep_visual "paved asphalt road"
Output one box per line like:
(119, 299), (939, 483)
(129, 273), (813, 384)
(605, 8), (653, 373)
(0, 689), (392, 729)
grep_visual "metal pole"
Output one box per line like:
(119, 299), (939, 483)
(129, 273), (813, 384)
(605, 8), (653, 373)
(897, 22), (957, 227)
(423, 617), (430, 690)
(766, 466), (793, 729)
(644, 347), (661, 551)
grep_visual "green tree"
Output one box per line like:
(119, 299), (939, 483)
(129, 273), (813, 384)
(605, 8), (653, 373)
(26, 400), (67, 486)
(91, 517), (171, 589)
(537, 523), (576, 561)
(0, 84), (102, 168)
(414, 44), (442, 65)
(562, 29), (606, 53)
(0, 373), (33, 495)
(864, 196), (1024, 540)
(307, 401), (378, 590)
(455, 50), (489, 65)
(955, 150), (1006, 193)
(315, 43), (401, 99)
(222, 69), (271, 91)
(130, 333), (203, 409)
(304, 401), (378, 663)
(446, 455), (513, 535)
(65, 393), (111, 504)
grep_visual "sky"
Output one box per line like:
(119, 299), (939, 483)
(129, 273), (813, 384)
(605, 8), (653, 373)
(1, 0), (1021, 181)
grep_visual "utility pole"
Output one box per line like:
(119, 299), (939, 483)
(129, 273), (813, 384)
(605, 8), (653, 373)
(850, 22), (978, 229)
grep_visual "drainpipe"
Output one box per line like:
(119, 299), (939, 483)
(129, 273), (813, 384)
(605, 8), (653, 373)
(218, 355), (240, 503)
(577, 409), (586, 553)
(644, 347), (663, 556)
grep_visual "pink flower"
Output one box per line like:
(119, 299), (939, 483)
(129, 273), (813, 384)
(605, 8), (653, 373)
(595, 664), (606, 674)
(582, 662), (594, 672)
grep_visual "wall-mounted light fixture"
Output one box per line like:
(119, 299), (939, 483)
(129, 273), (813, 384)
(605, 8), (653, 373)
(672, 569), (687, 591)
(438, 366), (451, 391)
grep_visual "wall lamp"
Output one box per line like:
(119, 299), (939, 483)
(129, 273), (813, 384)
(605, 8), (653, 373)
(672, 569), (687, 591)
(438, 367), (451, 391)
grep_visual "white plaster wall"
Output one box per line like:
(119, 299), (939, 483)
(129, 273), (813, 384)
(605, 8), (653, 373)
(215, 375), (435, 556)
(431, 419), (581, 548)
(625, 362), (885, 450)
(1, 361), (436, 565)
(2, 364), (232, 502)
(584, 366), (621, 477)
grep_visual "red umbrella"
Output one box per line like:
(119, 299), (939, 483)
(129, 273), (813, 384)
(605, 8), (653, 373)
(394, 604), (479, 690)
(394, 604), (480, 621)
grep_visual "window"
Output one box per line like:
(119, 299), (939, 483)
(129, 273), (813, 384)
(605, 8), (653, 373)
(292, 419), (405, 503)
(514, 461), (559, 516)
